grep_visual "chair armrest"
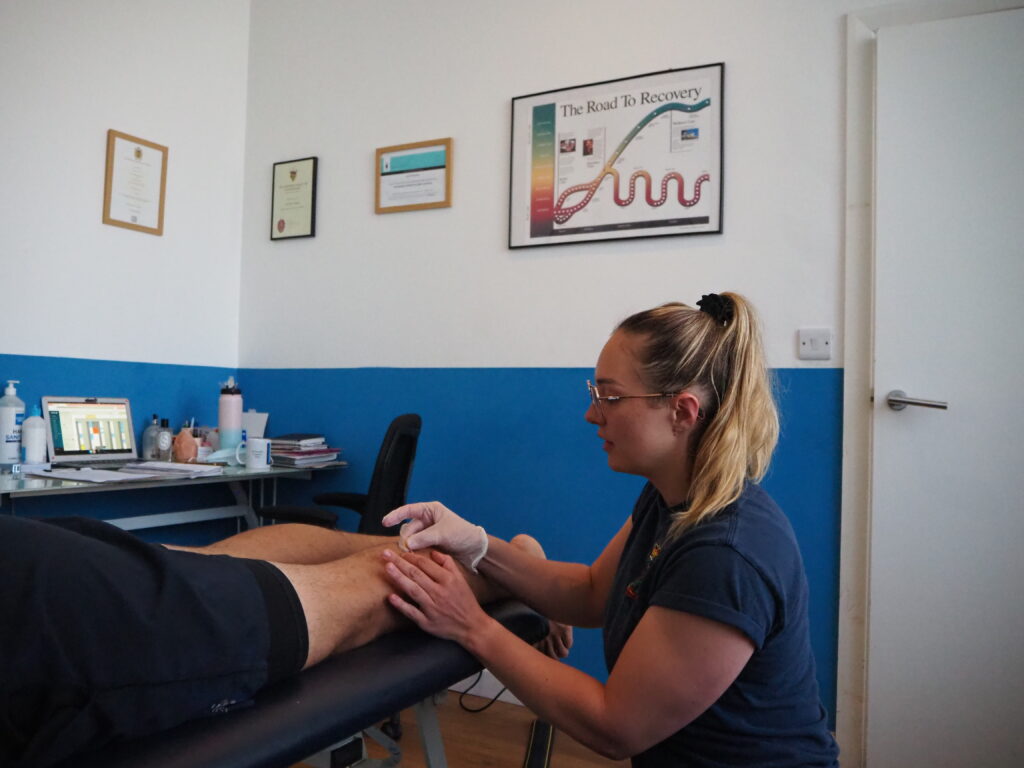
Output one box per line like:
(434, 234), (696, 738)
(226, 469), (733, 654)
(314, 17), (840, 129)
(312, 492), (368, 515)
(261, 505), (339, 529)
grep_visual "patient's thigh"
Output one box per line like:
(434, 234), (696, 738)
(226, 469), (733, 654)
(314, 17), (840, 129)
(168, 524), (395, 564)
(0, 516), (273, 766)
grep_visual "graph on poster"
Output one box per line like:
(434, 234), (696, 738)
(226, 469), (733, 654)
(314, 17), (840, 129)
(552, 101), (711, 224)
(510, 65), (722, 247)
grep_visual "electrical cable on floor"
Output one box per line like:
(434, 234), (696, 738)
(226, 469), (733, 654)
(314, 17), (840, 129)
(458, 670), (508, 713)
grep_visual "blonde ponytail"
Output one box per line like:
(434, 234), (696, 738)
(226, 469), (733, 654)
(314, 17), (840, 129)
(616, 292), (779, 539)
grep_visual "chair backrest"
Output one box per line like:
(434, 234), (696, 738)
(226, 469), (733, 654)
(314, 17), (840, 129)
(359, 413), (422, 535)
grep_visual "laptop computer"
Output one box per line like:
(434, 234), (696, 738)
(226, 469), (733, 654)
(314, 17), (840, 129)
(42, 396), (142, 468)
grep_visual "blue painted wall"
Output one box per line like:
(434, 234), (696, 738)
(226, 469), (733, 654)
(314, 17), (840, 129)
(1, 354), (841, 724)
(0, 353), (233, 433)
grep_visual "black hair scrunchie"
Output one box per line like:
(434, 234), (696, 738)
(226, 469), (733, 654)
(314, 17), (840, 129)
(697, 293), (734, 326)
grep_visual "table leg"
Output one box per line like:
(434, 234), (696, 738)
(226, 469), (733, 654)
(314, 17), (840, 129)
(228, 479), (263, 530)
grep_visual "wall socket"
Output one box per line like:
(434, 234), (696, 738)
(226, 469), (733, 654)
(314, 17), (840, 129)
(798, 328), (832, 360)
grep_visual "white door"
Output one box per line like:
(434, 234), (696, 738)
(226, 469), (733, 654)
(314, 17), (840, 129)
(868, 8), (1024, 767)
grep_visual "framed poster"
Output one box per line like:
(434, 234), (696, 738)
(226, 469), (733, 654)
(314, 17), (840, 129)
(271, 156), (317, 239)
(509, 64), (723, 248)
(102, 129), (168, 236)
(375, 138), (452, 213)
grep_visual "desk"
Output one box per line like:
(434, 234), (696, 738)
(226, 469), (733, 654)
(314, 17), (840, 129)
(0, 464), (346, 531)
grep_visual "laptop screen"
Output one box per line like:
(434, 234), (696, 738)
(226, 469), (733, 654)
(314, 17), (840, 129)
(42, 397), (138, 464)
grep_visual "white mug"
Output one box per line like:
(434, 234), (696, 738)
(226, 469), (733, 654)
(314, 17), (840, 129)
(237, 437), (273, 469)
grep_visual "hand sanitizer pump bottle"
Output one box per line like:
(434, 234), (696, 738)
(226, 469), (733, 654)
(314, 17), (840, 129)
(0, 380), (25, 471)
(218, 377), (243, 455)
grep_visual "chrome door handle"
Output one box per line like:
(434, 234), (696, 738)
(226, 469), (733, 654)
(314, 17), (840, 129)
(886, 389), (949, 411)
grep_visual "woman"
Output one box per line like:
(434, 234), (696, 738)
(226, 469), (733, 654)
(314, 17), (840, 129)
(381, 293), (839, 766)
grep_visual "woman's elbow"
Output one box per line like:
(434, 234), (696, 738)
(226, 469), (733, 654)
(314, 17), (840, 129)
(592, 741), (634, 762)
(587, 713), (692, 761)
(584, 728), (649, 762)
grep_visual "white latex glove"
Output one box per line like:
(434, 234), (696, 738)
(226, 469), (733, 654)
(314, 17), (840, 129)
(381, 501), (489, 573)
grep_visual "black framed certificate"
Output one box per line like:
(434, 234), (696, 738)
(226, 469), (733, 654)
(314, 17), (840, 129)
(271, 156), (317, 240)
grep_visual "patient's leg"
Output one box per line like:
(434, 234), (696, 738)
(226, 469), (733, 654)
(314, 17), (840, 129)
(510, 534), (574, 659)
(271, 543), (501, 668)
(175, 527), (568, 667)
(166, 523), (392, 564)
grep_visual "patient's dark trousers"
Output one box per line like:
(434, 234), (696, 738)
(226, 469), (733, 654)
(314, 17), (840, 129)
(0, 515), (307, 767)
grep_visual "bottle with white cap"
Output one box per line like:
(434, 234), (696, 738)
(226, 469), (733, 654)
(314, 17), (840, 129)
(0, 380), (25, 471)
(20, 405), (47, 465)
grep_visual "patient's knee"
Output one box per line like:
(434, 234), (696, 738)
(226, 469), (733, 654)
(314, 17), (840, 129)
(510, 533), (546, 559)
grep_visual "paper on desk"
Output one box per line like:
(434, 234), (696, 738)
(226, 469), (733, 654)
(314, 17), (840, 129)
(242, 410), (268, 439)
(28, 468), (164, 483)
(121, 461), (224, 478)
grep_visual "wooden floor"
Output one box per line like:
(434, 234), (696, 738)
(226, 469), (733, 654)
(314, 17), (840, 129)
(294, 692), (628, 768)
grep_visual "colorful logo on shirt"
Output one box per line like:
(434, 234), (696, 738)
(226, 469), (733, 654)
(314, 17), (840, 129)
(625, 542), (662, 600)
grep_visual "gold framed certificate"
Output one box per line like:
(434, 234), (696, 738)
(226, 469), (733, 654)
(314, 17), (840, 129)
(102, 129), (168, 236)
(271, 157), (318, 240)
(375, 138), (452, 214)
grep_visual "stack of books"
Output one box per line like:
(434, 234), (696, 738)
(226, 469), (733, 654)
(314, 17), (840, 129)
(269, 433), (340, 467)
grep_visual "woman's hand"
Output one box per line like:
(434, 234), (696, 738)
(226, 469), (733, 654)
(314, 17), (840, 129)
(382, 548), (493, 645)
(382, 502), (488, 572)
(537, 621), (574, 659)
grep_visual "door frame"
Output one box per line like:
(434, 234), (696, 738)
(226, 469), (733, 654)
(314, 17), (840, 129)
(839, 2), (1024, 765)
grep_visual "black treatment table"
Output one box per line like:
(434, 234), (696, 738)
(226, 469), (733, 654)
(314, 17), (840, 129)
(62, 601), (547, 768)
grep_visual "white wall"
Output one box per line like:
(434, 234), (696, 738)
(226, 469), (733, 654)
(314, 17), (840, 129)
(0, 0), (896, 370)
(239, 0), (889, 369)
(0, 0), (250, 367)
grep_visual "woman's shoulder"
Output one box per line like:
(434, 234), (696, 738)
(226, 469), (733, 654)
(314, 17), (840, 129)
(683, 484), (801, 566)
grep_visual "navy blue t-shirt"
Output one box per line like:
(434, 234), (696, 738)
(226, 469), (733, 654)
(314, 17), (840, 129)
(603, 483), (839, 767)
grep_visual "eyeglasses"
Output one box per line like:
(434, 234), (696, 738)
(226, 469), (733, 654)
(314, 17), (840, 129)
(586, 380), (678, 417)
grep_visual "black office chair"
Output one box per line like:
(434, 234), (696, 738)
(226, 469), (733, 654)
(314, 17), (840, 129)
(261, 413), (422, 535)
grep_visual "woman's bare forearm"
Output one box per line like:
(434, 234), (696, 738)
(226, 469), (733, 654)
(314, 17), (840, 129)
(477, 536), (606, 627)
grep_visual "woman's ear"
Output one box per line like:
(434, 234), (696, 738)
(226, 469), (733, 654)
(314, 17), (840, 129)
(671, 392), (703, 433)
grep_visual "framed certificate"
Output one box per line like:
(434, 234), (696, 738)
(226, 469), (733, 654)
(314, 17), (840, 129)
(271, 156), (318, 240)
(375, 138), (452, 213)
(103, 129), (168, 236)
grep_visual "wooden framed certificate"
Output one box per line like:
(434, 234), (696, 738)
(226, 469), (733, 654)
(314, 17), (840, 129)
(271, 156), (318, 240)
(102, 129), (168, 236)
(375, 138), (452, 213)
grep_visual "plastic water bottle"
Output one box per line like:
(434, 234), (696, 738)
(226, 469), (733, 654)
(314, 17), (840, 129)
(218, 376), (243, 455)
(0, 380), (25, 471)
(20, 405), (47, 465)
